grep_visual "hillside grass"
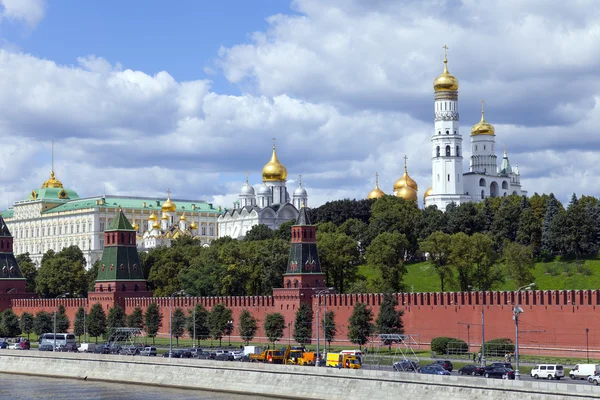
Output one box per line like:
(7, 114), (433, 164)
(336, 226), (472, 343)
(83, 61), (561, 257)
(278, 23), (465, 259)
(357, 258), (600, 293)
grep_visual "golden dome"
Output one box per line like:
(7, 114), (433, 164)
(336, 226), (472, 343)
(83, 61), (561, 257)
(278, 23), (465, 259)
(262, 143), (287, 182)
(148, 211), (158, 221)
(433, 47), (459, 92)
(161, 213), (169, 220)
(41, 171), (64, 189)
(393, 157), (418, 191)
(151, 222), (160, 230)
(190, 221), (198, 230)
(471, 100), (495, 136)
(161, 191), (177, 212)
(367, 172), (385, 199)
(423, 187), (433, 202)
(132, 221), (139, 231)
(180, 213), (187, 221)
(396, 185), (418, 202)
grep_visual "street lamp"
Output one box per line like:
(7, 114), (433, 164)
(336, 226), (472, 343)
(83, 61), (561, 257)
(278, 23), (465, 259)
(169, 290), (188, 359)
(314, 287), (334, 367)
(192, 304), (196, 349)
(586, 328), (590, 363)
(53, 293), (70, 351)
(288, 322), (292, 345)
(228, 320), (233, 347)
(513, 283), (535, 380)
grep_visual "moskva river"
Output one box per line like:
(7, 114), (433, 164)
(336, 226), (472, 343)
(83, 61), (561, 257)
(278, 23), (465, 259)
(0, 373), (271, 400)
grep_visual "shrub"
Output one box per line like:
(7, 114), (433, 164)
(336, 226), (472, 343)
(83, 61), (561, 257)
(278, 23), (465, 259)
(482, 338), (514, 357)
(544, 264), (559, 276)
(431, 337), (467, 355)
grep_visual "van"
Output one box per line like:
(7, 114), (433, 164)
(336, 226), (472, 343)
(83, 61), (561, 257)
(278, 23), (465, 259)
(78, 343), (96, 353)
(530, 364), (564, 380)
(139, 347), (157, 356)
(326, 353), (361, 369)
(569, 364), (600, 380)
(39, 333), (76, 350)
(339, 349), (363, 362)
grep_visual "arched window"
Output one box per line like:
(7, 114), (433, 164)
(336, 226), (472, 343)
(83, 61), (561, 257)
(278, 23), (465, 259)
(446, 130), (449, 135)
(454, 130), (457, 135)
(316, 279), (320, 287)
(438, 131), (441, 135)
(293, 279), (299, 288)
(445, 146), (451, 156)
(479, 178), (486, 187)
(456, 146), (460, 157)
(121, 284), (127, 291)
(108, 284), (112, 292)
(436, 146), (440, 157)
(286, 280), (291, 288)
(134, 284), (139, 292)
(502, 181), (508, 189)
(99, 284), (104, 292)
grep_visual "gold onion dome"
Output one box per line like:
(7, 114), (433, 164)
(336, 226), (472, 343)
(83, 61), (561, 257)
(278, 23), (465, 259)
(423, 187), (433, 202)
(161, 192), (177, 212)
(190, 221), (198, 230)
(161, 213), (169, 220)
(262, 142), (287, 182)
(396, 185), (418, 202)
(148, 211), (158, 221)
(471, 101), (495, 136)
(180, 213), (187, 221)
(367, 173), (385, 199)
(152, 222), (160, 230)
(433, 46), (459, 92)
(41, 170), (64, 189)
(393, 158), (418, 191)
(132, 221), (139, 231)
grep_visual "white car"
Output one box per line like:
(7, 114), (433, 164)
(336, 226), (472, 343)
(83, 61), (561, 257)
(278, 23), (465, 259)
(232, 351), (244, 360)
(8, 343), (21, 350)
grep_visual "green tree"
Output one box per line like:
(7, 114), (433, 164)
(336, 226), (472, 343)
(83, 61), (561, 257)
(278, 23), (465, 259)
(347, 302), (374, 350)
(564, 194), (599, 259)
(368, 196), (420, 257)
(185, 304), (209, 347)
(324, 310), (337, 347)
(264, 313), (285, 345)
(502, 241), (535, 288)
(375, 293), (404, 352)
(449, 232), (474, 291)
(16, 253), (37, 293)
(490, 196), (522, 250)
(516, 206), (542, 255)
(244, 224), (274, 241)
(446, 202), (482, 235)
(207, 303), (233, 347)
(238, 309), (258, 345)
(35, 246), (87, 298)
(172, 308), (187, 346)
(87, 303), (107, 342)
(470, 233), (502, 291)
(317, 231), (361, 293)
(86, 260), (100, 294)
(541, 193), (563, 257)
(415, 206), (447, 241)
(293, 303), (313, 344)
(33, 311), (52, 336)
(56, 304), (70, 332)
(365, 232), (409, 292)
(274, 220), (295, 241)
(308, 199), (372, 226)
(144, 302), (163, 344)
(107, 305), (126, 332)
(127, 307), (145, 330)
(74, 307), (86, 341)
(419, 231), (453, 291)
(1, 309), (21, 337)
(19, 312), (34, 340)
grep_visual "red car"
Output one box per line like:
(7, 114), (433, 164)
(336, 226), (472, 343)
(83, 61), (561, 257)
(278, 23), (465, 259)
(19, 340), (30, 350)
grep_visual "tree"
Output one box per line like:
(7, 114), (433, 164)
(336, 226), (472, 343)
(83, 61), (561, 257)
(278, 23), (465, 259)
(185, 304), (209, 347)
(365, 232), (409, 292)
(308, 199), (373, 226)
(516, 206), (542, 255)
(244, 224), (274, 241)
(368, 196), (420, 257)
(238, 309), (258, 345)
(419, 231), (453, 291)
(469, 233), (502, 291)
(74, 307), (86, 341)
(491, 196), (522, 250)
(33, 311), (52, 336)
(144, 303), (163, 344)
(35, 246), (87, 298)
(502, 241), (535, 288)
(347, 302), (374, 350)
(107, 305), (126, 332)
(1, 309), (21, 337)
(127, 307), (145, 330)
(293, 303), (313, 345)
(324, 311), (337, 347)
(207, 303), (232, 347)
(264, 313), (285, 345)
(87, 303), (107, 342)
(56, 304), (70, 332)
(19, 312), (34, 340)
(446, 202), (482, 236)
(541, 193), (563, 257)
(415, 206), (447, 241)
(172, 308), (187, 347)
(15, 253), (37, 293)
(375, 293), (404, 352)
(317, 231), (361, 293)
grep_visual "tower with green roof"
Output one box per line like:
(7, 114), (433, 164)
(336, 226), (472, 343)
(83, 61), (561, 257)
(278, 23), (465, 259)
(0, 216), (26, 293)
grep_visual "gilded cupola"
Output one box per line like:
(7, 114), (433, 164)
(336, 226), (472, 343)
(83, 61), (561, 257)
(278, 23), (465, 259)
(262, 141), (288, 182)
(393, 157), (418, 191)
(190, 221), (198, 230)
(161, 191), (177, 212)
(41, 170), (64, 189)
(433, 45), (459, 92)
(367, 172), (385, 199)
(148, 211), (158, 221)
(471, 100), (495, 136)
(423, 187), (433, 202)
(180, 213), (187, 221)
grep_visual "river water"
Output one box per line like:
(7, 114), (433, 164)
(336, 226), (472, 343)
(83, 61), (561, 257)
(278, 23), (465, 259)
(0, 373), (271, 400)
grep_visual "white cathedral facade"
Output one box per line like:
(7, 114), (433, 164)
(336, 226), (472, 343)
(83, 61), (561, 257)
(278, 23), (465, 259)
(423, 49), (526, 211)
(217, 144), (307, 239)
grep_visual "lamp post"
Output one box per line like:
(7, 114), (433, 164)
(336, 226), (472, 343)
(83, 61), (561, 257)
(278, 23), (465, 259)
(314, 287), (334, 367)
(228, 320), (233, 347)
(169, 290), (188, 359)
(53, 293), (70, 351)
(586, 328), (590, 363)
(288, 322), (291, 345)
(513, 283), (535, 380)
(192, 304), (196, 349)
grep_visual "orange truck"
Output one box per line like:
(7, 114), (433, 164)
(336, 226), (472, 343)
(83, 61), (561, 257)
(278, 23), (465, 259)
(326, 353), (362, 369)
(250, 345), (290, 364)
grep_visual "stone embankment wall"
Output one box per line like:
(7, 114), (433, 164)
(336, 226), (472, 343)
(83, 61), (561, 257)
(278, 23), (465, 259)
(0, 351), (599, 400)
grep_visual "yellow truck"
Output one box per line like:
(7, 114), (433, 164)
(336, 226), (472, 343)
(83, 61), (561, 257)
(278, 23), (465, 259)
(326, 353), (362, 369)
(286, 350), (316, 366)
(250, 345), (290, 364)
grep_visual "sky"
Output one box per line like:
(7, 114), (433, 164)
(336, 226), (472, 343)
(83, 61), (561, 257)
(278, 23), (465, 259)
(0, 0), (599, 210)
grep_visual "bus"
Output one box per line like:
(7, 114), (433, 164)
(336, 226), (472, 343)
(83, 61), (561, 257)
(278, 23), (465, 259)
(38, 333), (76, 349)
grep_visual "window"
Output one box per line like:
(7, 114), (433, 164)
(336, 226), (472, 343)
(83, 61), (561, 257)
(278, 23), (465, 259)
(479, 178), (486, 187)
(100, 222), (105, 231)
(502, 181), (508, 189)
(454, 130), (456, 135)
(437, 174), (440, 182)
(446, 130), (449, 135)
(475, 145), (478, 151)
(209, 226), (214, 236)
(456, 146), (460, 157)
(436, 146), (440, 157)
(202, 226), (206, 236)
(438, 131), (441, 135)
(445, 145), (451, 156)
(484, 145), (486, 150)
(447, 174), (450, 182)
(481, 190), (484, 199)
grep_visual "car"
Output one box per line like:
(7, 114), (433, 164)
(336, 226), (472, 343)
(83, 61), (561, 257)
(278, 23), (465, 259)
(38, 344), (54, 351)
(232, 351), (244, 360)
(0, 341), (8, 349)
(139, 347), (157, 356)
(8, 343), (22, 350)
(179, 349), (193, 358)
(393, 360), (419, 372)
(188, 348), (202, 358)
(484, 367), (515, 379)
(60, 344), (79, 353)
(488, 362), (513, 370)
(163, 351), (182, 358)
(590, 375), (600, 386)
(109, 345), (122, 355)
(194, 350), (213, 360)
(419, 364), (451, 375)
(93, 345), (111, 354)
(434, 360), (453, 372)
(458, 364), (485, 376)
(215, 352), (235, 361)
(119, 346), (139, 356)
(19, 340), (30, 350)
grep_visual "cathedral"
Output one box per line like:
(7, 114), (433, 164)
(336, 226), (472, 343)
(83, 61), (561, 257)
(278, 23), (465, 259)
(368, 48), (526, 210)
(217, 143), (307, 239)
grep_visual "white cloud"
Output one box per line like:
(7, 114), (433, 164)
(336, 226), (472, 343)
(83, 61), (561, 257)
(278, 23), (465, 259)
(0, 0), (45, 28)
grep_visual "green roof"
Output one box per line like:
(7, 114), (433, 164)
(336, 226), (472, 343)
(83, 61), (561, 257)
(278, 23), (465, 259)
(0, 210), (13, 220)
(107, 211), (135, 231)
(29, 187), (80, 202)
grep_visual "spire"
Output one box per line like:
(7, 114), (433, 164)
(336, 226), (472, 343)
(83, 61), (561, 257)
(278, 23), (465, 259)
(375, 172), (380, 188)
(442, 44), (449, 73)
(298, 174), (303, 188)
(296, 203), (310, 225)
(107, 210), (136, 231)
(245, 171), (249, 185)
(480, 99), (485, 122)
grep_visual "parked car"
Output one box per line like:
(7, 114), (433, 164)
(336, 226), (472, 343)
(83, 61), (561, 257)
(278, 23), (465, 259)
(0, 341), (8, 349)
(232, 351), (244, 360)
(109, 345), (122, 355)
(19, 340), (30, 350)
(78, 343), (96, 353)
(8, 343), (22, 350)
(569, 364), (600, 380)
(119, 346), (139, 356)
(530, 364), (564, 380)
(487, 362), (513, 370)
(188, 348), (202, 358)
(93, 345), (111, 354)
(458, 364), (485, 376)
(139, 347), (157, 356)
(393, 360), (419, 372)
(38, 344), (54, 351)
(484, 367), (515, 379)
(179, 349), (193, 358)
(60, 344), (79, 353)
(194, 350), (213, 360)
(434, 360), (453, 372)
(419, 364), (451, 375)
(589, 375), (600, 385)
(163, 351), (182, 358)
(215, 352), (235, 361)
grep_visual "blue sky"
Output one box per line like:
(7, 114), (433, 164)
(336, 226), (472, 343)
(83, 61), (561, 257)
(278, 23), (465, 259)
(0, 0), (599, 209)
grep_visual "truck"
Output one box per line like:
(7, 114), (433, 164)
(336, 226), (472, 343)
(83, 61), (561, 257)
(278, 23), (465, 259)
(243, 345), (263, 356)
(286, 349), (316, 366)
(326, 353), (362, 369)
(569, 364), (600, 380)
(249, 346), (290, 364)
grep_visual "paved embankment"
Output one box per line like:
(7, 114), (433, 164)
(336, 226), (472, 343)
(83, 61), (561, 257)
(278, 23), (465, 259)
(0, 351), (599, 400)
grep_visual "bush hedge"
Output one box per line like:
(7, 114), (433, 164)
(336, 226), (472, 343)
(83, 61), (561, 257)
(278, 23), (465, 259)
(430, 337), (468, 355)
(481, 338), (515, 357)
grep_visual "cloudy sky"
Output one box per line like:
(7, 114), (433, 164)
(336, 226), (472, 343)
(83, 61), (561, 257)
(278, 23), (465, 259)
(0, 0), (598, 209)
